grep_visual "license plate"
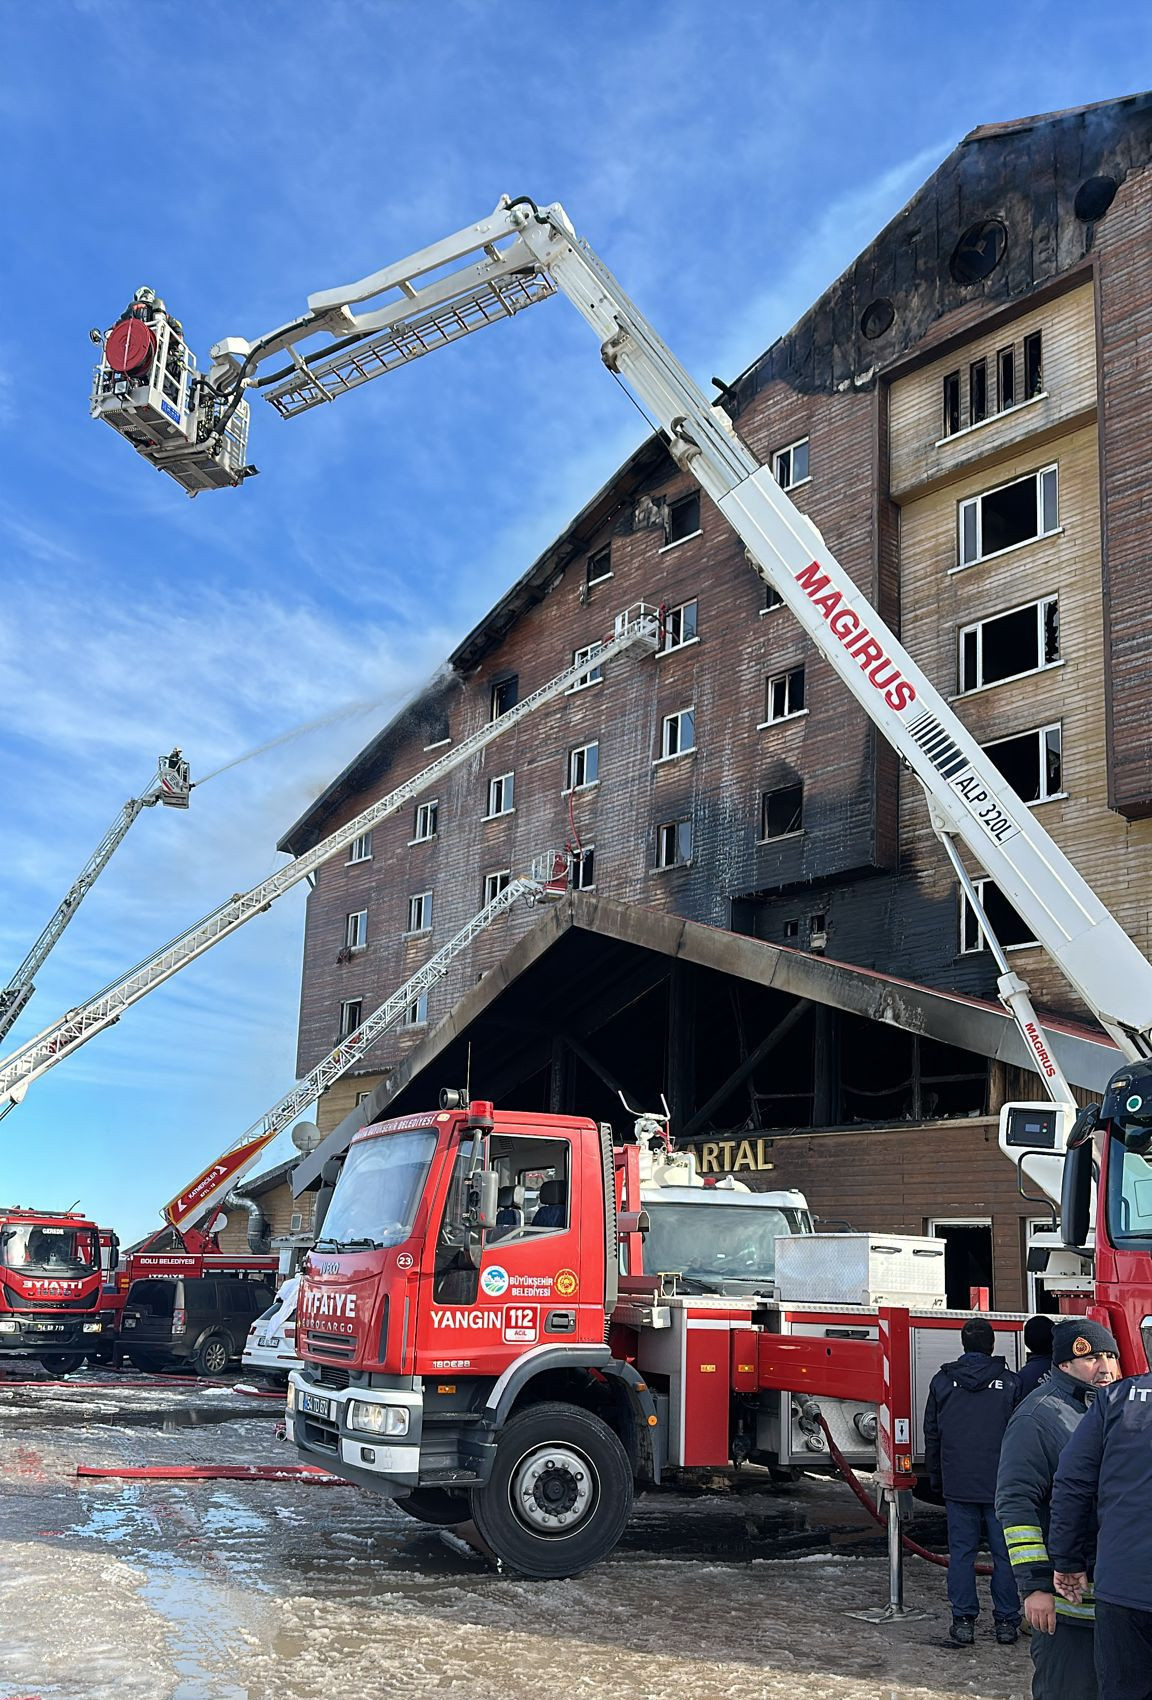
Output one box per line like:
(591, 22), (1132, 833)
(300, 1390), (333, 1420)
(124, 1317), (137, 1328)
(28, 1323), (66, 1332)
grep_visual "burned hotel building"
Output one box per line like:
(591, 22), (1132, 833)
(283, 96), (1152, 1308)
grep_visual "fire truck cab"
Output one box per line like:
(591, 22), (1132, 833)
(0, 1207), (110, 1371)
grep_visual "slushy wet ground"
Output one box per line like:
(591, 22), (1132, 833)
(0, 1370), (1030, 1700)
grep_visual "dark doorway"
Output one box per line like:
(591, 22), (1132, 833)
(930, 1220), (994, 1309)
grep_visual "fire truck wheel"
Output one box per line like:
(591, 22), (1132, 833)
(469, 1400), (633, 1578)
(393, 1488), (470, 1526)
(38, 1353), (84, 1376)
(192, 1335), (231, 1377)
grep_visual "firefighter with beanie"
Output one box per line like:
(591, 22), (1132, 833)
(924, 1317), (1021, 1644)
(1050, 1358), (1152, 1700)
(996, 1317), (1120, 1700)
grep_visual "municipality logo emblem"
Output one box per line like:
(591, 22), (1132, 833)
(480, 1265), (509, 1297)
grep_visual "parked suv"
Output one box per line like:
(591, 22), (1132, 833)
(241, 1276), (301, 1384)
(120, 1276), (275, 1375)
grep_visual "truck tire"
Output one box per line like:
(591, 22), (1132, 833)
(468, 1400), (633, 1578)
(39, 1353), (84, 1376)
(393, 1487), (470, 1526)
(192, 1335), (230, 1377)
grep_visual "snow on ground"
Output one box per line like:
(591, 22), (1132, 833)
(0, 1371), (1030, 1700)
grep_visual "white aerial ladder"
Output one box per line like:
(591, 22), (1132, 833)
(0, 615), (657, 1116)
(88, 196), (1152, 1208)
(162, 858), (568, 1239)
(0, 751), (192, 1047)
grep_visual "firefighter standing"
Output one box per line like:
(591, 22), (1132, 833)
(1016, 1315), (1055, 1400)
(1050, 1367), (1152, 1700)
(995, 1318), (1121, 1699)
(924, 1317), (1021, 1644)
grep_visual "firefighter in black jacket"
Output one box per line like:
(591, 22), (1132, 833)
(996, 1317), (1121, 1700)
(924, 1317), (1020, 1644)
(1051, 1367), (1152, 1700)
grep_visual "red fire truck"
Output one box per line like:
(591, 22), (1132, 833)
(0, 1206), (114, 1372)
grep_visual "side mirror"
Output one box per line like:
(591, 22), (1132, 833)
(1069, 1103), (1100, 1148)
(470, 1169), (500, 1231)
(320, 1157), (344, 1188)
(108, 1242), (119, 1271)
(1061, 1138), (1093, 1251)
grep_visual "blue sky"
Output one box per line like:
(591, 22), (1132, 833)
(1, 1), (1148, 1244)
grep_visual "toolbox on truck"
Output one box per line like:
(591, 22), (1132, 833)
(773, 1233), (946, 1309)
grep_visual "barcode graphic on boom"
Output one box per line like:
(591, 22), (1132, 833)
(906, 711), (970, 780)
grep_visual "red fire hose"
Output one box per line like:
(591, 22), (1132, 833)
(817, 1414), (992, 1575)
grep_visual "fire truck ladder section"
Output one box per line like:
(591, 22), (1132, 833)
(0, 611), (656, 1117)
(192, 197), (1152, 1111)
(162, 862), (569, 1234)
(0, 750), (192, 1048)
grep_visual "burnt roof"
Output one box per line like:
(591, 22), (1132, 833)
(280, 92), (1151, 857)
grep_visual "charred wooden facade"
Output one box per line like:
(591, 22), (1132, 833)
(281, 97), (1152, 1306)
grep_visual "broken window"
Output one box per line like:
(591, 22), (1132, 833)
(761, 784), (803, 840)
(344, 910), (367, 951)
(960, 879), (1039, 954)
(666, 492), (701, 545)
(406, 892), (433, 934)
(482, 870), (511, 906)
(659, 708), (695, 760)
(586, 543), (612, 586)
(339, 999), (363, 1038)
(566, 741), (599, 790)
(958, 464), (1058, 567)
(572, 845), (596, 889)
(1024, 330), (1043, 399)
(774, 437), (810, 490)
(764, 667), (805, 723)
(422, 714), (450, 748)
(763, 583), (784, 612)
(942, 372), (961, 437)
(783, 918), (800, 939)
(569, 642), (603, 689)
(413, 800), (438, 842)
(959, 597), (1059, 693)
(654, 819), (693, 869)
(969, 358), (988, 426)
(998, 346), (1016, 412)
(982, 723), (1063, 804)
(661, 599), (699, 652)
(490, 674), (518, 720)
(485, 773), (514, 817)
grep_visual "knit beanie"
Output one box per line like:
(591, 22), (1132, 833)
(1052, 1318), (1119, 1365)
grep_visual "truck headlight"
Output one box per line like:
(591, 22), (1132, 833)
(285, 1381), (297, 1412)
(349, 1400), (409, 1438)
(83, 1322), (103, 1333)
(0, 1320), (19, 1333)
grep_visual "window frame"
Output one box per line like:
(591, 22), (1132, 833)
(981, 721), (1064, 806)
(482, 869), (512, 907)
(484, 772), (515, 818)
(339, 998), (363, 1038)
(568, 641), (604, 691)
(565, 740), (600, 792)
(773, 436), (810, 491)
(658, 707), (695, 762)
(660, 598), (699, 654)
(662, 491), (702, 549)
(586, 543), (613, 587)
(571, 845), (596, 890)
(997, 345), (1016, 412)
(942, 370), (961, 438)
(401, 992), (429, 1029)
(968, 357), (988, 426)
(760, 783), (804, 842)
(347, 831), (373, 865)
(405, 891), (433, 935)
(344, 909), (368, 952)
(489, 675), (519, 722)
(654, 818), (693, 871)
(956, 462), (1059, 570)
(958, 595), (1060, 695)
(959, 877), (1040, 956)
(412, 799), (439, 843)
(761, 666), (806, 726)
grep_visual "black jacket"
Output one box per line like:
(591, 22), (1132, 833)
(924, 1352), (1018, 1502)
(1014, 1354), (1052, 1401)
(994, 1366), (1097, 1621)
(1050, 1373), (1152, 1613)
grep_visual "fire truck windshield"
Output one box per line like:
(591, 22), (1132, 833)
(1106, 1131), (1152, 1253)
(0, 1223), (99, 1272)
(641, 1201), (811, 1292)
(319, 1129), (437, 1249)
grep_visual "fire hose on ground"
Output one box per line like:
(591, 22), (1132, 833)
(817, 1413), (992, 1575)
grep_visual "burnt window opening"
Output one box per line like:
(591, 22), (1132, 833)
(997, 346), (1016, 412)
(764, 667), (805, 723)
(761, 783), (803, 841)
(960, 878), (1039, 954)
(959, 597), (1059, 693)
(1074, 176), (1118, 222)
(860, 297), (895, 340)
(666, 492), (701, 546)
(763, 583), (784, 612)
(783, 918), (800, 940)
(839, 1018), (988, 1124)
(943, 371), (961, 437)
(969, 358), (988, 426)
(950, 219), (1008, 285)
(1024, 331), (1043, 399)
(490, 674), (519, 720)
(586, 544), (612, 586)
(422, 712), (450, 747)
(983, 723), (1063, 804)
(958, 464), (1058, 566)
(572, 845), (596, 889)
(808, 912), (827, 953)
(654, 818), (693, 870)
